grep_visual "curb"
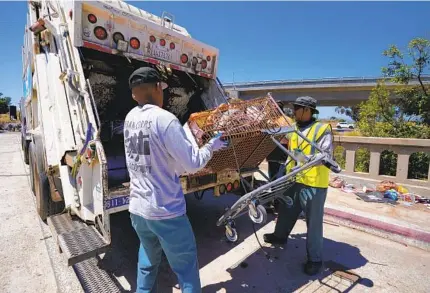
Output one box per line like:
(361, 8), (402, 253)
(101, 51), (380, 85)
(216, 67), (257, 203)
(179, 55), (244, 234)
(324, 207), (430, 252)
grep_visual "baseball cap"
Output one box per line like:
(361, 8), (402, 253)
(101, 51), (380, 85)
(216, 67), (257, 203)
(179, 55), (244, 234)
(128, 67), (168, 90)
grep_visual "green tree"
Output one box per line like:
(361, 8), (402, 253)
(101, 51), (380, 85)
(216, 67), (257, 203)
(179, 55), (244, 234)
(382, 38), (430, 124)
(335, 106), (360, 121)
(356, 37), (430, 178)
(0, 92), (12, 114)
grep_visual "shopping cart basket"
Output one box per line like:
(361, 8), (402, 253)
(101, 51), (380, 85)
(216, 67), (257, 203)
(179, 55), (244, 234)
(186, 94), (293, 176)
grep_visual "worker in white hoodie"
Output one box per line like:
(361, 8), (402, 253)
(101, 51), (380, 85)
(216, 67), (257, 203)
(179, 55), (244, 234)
(124, 67), (227, 293)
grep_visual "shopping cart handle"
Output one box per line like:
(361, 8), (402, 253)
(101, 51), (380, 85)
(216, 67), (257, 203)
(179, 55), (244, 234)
(322, 157), (342, 173)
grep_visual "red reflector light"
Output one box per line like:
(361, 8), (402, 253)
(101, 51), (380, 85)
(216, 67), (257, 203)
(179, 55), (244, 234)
(206, 56), (211, 62)
(201, 60), (208, 69)
(233, 180), (240, 190)
(146, 58), (160, 65)
(130, 37), (140, 49)
(180, 54), (188, 64)
(226, 183), (233, 192)
(149, 35), (156, 43)
(169, 42), (175, 50)
(113, 32), (124, 44)
(170, 64), (180, 70)
(94, 26), (107, 40)
(160, 39), (166, 46)
(88, 13), (97, 24)
(69, 10), (73, 20)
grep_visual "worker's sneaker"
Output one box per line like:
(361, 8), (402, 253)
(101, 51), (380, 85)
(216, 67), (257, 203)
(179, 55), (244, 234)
(304, 261), (323, 276)
(263, 233), (287, 245)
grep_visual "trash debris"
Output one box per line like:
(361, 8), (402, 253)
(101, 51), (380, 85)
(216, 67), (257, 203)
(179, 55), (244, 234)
(398, 193), (416, 204)
(329, 176), (345, 188)
(397, 185), (409, 194)
(384, 189), (399, 201)
(376, 180), (398, 193)
(355, 191), (398, 204)
(416, 196), (430, 204)
(329, 176), (430, 208)
(187, 96), (292, 175)
(361, 183), (376, 193)
(341, 184), (357, 193)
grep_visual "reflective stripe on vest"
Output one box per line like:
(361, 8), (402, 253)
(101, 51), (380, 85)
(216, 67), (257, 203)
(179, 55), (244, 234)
(286, 122), (331, 188)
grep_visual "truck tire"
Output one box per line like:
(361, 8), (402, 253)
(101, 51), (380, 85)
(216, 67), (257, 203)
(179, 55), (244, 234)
(29, 144), (35, 194)
(29, 143), (64, 221)
(23, 141), (30, 165)
(21, 135), (30, 164)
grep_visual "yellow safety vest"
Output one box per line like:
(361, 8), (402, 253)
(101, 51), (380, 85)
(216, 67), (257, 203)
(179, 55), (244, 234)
(286, 122), (332, 188)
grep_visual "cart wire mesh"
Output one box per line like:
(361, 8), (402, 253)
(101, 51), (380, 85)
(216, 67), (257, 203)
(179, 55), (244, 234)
(187, 95), (293, 175)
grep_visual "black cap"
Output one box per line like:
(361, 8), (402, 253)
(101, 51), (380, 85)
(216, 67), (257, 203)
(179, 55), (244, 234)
(128, 67), (168, 90)
(291, 96), (319, 114)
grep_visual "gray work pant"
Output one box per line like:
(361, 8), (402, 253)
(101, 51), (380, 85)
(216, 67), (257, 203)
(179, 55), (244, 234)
(274, 183), (327, 262)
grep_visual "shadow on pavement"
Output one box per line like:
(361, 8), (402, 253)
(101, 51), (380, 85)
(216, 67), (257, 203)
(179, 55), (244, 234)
(97, 192), (272, 292)
(202, 233), (373, 293)
(96, 192), (373, 293)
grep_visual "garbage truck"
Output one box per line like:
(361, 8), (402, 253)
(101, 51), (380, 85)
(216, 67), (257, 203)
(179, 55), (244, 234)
(21, 0), (252, 266)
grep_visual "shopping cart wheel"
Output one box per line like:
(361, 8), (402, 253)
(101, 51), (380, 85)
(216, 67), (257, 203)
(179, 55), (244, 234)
(225, 225), (238, 243)
(248, 204), (267, 224)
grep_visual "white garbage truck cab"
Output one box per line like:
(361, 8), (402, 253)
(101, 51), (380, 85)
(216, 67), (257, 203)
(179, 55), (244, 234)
(21, 0), (234, 266)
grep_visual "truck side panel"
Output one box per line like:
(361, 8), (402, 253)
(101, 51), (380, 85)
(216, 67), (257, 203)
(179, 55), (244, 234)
(46, 55), (77, 151)
(34, 54), (57, 167)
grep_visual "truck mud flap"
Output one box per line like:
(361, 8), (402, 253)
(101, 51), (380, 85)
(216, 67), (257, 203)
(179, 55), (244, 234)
(47, 213), (109, 266)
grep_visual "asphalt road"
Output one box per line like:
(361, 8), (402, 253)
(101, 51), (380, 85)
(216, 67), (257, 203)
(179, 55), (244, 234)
(1, 132), (430, 293)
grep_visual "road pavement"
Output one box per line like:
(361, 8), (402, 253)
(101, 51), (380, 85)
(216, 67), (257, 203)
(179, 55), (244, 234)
(106, 189), (430, 293)
(1, 132), (430, 293)
(0, 133), (82, 293)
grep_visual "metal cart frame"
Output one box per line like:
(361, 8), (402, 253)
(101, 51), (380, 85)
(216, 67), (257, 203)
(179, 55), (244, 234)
(216, 125), (342, 242)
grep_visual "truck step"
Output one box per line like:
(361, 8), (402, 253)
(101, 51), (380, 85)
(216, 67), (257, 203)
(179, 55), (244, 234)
(74, 258), (121, 293)
(47, 213), (110, 266)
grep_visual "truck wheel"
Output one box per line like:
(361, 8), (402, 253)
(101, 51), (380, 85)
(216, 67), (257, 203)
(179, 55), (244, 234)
(29, 144), (64, 221)
(23, 141), (30, 165)
(28, 144), (35, 194)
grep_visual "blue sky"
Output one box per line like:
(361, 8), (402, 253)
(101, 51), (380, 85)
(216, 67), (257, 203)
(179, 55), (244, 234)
(1, 1), (429, 119)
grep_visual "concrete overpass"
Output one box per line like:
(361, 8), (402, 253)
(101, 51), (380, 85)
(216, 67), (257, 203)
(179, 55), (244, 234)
(222, 76), (430, 107)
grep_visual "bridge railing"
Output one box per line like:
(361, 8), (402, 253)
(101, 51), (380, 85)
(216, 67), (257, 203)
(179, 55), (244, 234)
(333, 136), (430, 190)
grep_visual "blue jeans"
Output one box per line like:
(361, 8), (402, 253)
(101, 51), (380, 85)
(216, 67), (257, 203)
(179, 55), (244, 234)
(130, 213), (201, 293)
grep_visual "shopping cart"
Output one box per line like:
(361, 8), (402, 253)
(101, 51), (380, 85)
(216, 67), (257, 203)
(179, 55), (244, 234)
(186, 93), (341, 242)
(216, 128), (342, 242)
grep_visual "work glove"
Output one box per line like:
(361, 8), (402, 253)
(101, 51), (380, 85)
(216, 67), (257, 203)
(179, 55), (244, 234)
(208, 132), (229, 152)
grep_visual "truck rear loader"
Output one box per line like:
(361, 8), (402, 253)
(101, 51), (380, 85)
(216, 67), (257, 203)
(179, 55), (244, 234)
(21, 0), (246, 267)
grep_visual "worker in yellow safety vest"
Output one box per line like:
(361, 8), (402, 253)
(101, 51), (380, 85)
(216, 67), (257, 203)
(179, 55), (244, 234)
(263, 96), (333, 276)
